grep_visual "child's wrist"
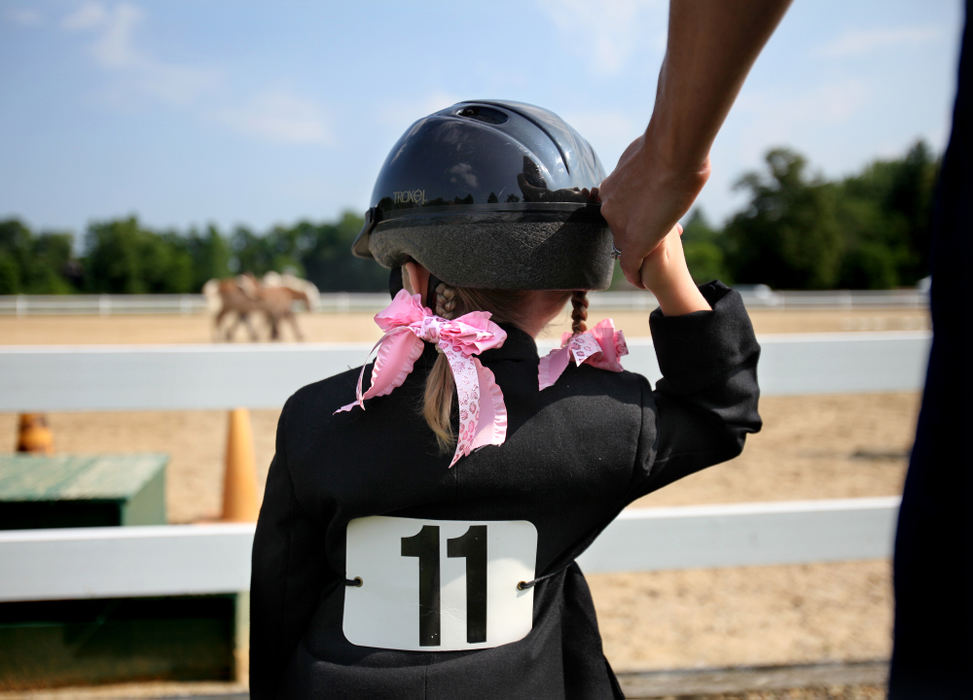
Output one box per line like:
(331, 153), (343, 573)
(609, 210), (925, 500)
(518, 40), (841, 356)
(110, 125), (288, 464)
(649, 270), (711, 316)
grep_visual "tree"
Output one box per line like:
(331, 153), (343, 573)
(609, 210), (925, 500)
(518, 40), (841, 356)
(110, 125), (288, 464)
(0, 219), (31, 293)
(83, 217), (193, 293)
(681, 208), (729, 284)
(83, 217), (147, 293)
(28, 231), (76, 293)
(300, 211), (387, 291)
(723, 149), (844, 289)
(187, 224), (232, 291)
(836, 140), (937, 287)
(231, 225), (270, 276)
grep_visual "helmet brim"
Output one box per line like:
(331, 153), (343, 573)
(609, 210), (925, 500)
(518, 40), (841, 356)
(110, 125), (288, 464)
(363, 206), (614, 290)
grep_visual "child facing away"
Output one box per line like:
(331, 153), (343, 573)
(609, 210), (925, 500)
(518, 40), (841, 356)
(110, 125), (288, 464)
(250, 100), (761, 699)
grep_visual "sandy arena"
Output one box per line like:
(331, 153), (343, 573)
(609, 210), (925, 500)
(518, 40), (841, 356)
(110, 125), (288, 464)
(0, 304), (928, 685)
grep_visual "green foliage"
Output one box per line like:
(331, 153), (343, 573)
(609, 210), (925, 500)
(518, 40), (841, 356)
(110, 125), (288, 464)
(0, 252), (20, 294)
(834, 140), (938, 287)
(187, 225), (232, 291)
(723, 148), (845, 289)
(0, 218), (79, 294)
(681, 208), (730, 284)
(0, 139), (940, 294)
(300, 212), (388, 291)
(717, 140), (936, 289)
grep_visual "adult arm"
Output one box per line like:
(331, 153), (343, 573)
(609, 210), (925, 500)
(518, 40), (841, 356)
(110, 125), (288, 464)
(600, 0), (791, 287)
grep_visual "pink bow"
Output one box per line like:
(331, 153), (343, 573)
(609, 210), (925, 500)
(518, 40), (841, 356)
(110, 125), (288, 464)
(537, 318), (628, 390)
(335, 289), (508, 468)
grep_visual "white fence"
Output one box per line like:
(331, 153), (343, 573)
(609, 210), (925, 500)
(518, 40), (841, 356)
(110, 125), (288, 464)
(0, 333), (926, 603)
(0, 498), (899, 603)
(0, 289), (928, 316)
(0, 331), (930, 411)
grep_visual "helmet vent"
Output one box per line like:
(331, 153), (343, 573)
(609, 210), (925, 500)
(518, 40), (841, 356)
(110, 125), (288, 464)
(456, 105), (508, 125)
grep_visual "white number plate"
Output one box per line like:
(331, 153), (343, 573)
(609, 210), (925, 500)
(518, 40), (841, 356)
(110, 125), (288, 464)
(343, 516), (538, 651)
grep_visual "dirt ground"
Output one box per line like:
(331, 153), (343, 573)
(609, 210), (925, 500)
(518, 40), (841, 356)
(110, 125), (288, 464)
(0, 306), (928, 676)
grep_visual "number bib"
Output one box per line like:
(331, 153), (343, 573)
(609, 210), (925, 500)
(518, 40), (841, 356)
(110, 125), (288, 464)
(343, 516), (538, 651)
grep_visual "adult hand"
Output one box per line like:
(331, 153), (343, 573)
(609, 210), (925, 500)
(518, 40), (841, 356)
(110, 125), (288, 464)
(599, 133), (710, 288)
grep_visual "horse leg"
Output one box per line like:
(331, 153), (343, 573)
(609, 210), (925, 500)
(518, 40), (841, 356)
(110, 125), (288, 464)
(267, 314), (281, 341)
(242, 312), (259, 342)
(286, 312), (304, 342)
(224, 313), (241, 341)
(214, 308), (228, 341)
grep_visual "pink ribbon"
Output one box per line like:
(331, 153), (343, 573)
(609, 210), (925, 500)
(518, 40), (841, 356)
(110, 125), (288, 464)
(335, 289), (508, 468)
(537, 318), (628, 390)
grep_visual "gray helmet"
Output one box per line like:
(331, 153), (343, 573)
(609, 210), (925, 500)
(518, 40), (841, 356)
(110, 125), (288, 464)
(353, 100), (614, 290)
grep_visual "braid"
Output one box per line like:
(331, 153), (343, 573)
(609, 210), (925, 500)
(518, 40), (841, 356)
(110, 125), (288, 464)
(434, 283), (458, 319)
(421, 282), (576, 456)
(570, 291), (589, 335)
(424, 281), (459, 452)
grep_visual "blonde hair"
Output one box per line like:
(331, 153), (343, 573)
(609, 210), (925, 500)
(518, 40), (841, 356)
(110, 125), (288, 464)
(423, 283), (589, 452)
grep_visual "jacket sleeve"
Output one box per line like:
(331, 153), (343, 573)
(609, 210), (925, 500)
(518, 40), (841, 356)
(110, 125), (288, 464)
(249, 400), (329, 699)
(631, 281), (762, 497)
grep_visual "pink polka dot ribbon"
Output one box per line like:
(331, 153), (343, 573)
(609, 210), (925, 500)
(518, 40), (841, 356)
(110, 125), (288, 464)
(537, 318), (628, 390)
(335, 289), (508, 468)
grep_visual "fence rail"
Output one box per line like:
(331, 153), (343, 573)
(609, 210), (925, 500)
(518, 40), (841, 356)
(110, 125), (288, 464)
(0, 331), (930, 412)
(0, 289), (928, 316)
(0, 334), (918, 611)
(0, 497), (899, 603)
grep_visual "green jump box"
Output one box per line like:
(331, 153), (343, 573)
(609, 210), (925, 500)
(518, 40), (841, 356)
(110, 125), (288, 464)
(0, 453), (167, 529)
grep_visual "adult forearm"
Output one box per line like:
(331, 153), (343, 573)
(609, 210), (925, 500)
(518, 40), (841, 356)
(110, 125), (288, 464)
(649, 0), (792, 172)
(599, 0), (791, 287)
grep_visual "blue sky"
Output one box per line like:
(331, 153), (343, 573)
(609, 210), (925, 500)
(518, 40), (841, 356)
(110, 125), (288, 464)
(0, 1), (964, 241)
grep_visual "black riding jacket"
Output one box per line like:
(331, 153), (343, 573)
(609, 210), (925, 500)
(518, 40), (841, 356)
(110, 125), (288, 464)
(250, 281), (761, 699)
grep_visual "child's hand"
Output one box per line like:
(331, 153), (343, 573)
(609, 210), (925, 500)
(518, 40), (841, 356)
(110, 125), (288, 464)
(638, 223), (686, 292)
(638, 223), (711, 315)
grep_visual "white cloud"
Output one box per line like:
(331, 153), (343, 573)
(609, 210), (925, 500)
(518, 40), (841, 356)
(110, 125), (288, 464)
(88, 2), (141, 68)
(61, 1), (107, 31)
(59, 2), (221, 106)
(537, 0), (664, 76)
(816, 25), (943, 58)
(6, 7), (44, 26)
(215, 91), (333, 146)
(58, 2), (332, 147)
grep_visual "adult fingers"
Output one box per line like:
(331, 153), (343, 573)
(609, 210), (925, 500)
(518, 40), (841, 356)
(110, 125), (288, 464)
(618, 246), (649, 289)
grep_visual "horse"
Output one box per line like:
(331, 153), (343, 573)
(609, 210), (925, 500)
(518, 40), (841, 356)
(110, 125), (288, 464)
(257, 273), (320, 341)
(202, 274), (263, 341)
(202, 273), (319, 342)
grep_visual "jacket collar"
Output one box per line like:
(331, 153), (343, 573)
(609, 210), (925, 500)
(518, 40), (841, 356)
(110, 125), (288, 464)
(479, 322), (538, 363)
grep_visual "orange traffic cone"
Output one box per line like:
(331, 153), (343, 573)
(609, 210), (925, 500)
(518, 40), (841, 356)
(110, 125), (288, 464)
(221, 408), (259, 522)
(16, 413), (54, 454)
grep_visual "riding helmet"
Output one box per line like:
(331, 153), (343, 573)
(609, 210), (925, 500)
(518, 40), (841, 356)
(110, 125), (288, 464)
(353, 100), (614, 290)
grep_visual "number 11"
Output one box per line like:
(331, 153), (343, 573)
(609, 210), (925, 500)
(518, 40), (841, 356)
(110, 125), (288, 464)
(401, 524), (487, 646)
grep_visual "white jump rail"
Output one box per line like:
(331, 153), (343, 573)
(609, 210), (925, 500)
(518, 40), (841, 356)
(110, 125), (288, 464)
(0, 333), (923, 603)
(0, 497), (900, 602)
(0, 331), (930, 411)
